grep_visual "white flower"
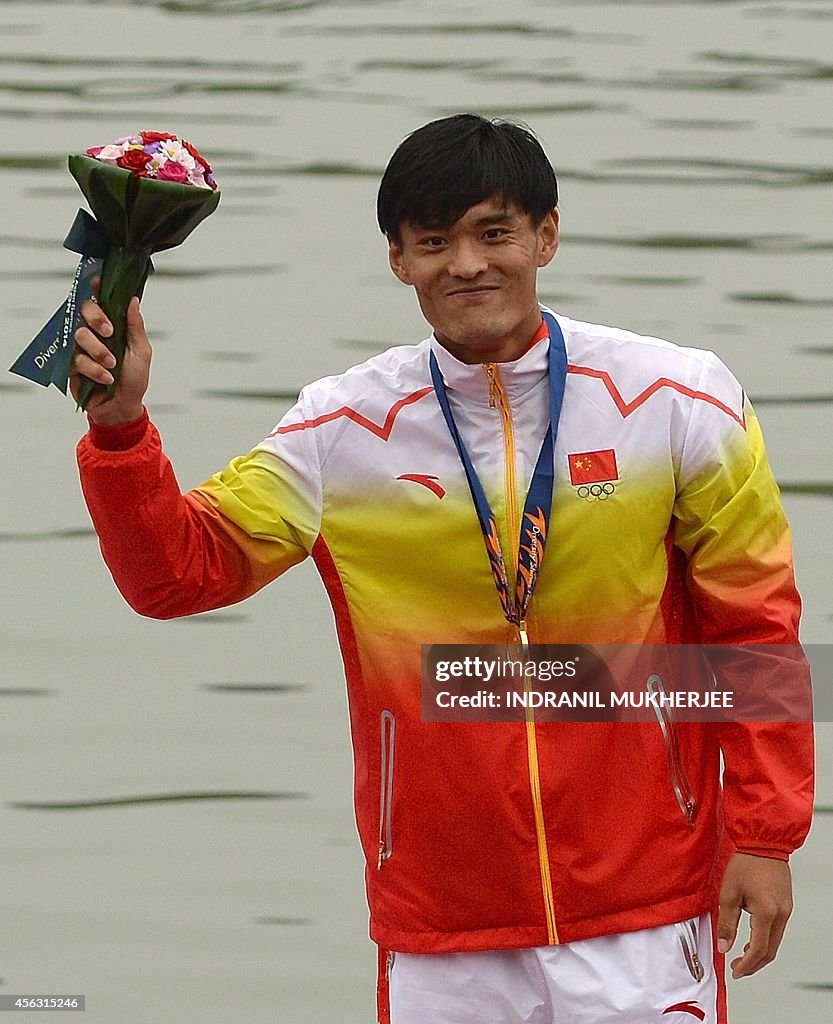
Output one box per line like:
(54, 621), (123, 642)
(96, 143), (128, 163)
(158, 139), (196, 170)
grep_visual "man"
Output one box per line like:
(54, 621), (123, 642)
(71, 115), (813, 1023)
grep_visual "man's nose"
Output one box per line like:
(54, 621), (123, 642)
(446, 239), (488, 279)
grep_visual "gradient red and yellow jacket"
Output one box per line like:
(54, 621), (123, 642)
(77, 309), (813, 956)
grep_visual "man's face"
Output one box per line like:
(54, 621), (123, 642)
(387, 197), (559, 364)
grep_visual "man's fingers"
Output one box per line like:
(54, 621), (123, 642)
(729, 895), (792, 979)
(730, 915), (773, 979)
(125, 296), (150, 353)
(71, 350), (114, 386)
(78, 297), (113, 339)
(766, 907), (791, 963)
(717, 853), (794, 980)
(74, 324), (116, 365)
(716, 893), (741, 956)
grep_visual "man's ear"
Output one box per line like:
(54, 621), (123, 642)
(537, 209), (560, 269)
(388, 236), (413, 285)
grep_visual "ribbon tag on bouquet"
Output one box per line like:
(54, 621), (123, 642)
(8, 210), (110, 394)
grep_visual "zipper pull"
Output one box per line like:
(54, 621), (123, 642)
(483, 363), (498, 408)
(378, 840), (385, 870)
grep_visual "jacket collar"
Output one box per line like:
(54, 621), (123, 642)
(428, 318), (550, 407)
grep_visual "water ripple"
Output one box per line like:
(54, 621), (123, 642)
(203, 683), (307, 694)
(652, 118), (754, 132)
(465, 67), (775, 93)
(292, 22), (574, 38)
(0, 0), (331, 12)
(0, 77), (300, 101)
(0, 234), (61, 249)
(754, 395), (833, 405)
(569, 233), (833, 252)
(778, 483), (833, 498)
(0, 528), (94, 542)
(197, 388), (299, 401)
(255, 916), (311, 925)
(0, 54), (300, 74)
(0, 106), (274, 125)
(10, 791), (307, 810)
(358, 59), (500, 73)
(0, 154), (64, 171)
(0, 265), (283, 282)
(203, 351), (262, 362)
(0, 687), (54, 697)
(698, 50), (833, 82)
(729, 291), (833, 306)
(588, 274), (700, 287)
(225, 160), (383, 178)
(437, 102), (623, 117)
(601, 157), (833, 187)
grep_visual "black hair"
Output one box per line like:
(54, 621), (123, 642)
(377, 114), (558, 243)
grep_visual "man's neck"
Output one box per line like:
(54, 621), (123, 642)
(435, 316), (547, 365)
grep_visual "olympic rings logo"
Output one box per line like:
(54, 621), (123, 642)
(576, 482), (616, 502)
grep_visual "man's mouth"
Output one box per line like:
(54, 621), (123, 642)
(447, 286), (499, 297)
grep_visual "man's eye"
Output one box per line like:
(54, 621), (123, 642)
(484, 228), (507, 240)
(424, 237), (446, 247)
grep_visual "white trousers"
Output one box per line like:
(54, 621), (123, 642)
(389, 914), (723, 1024)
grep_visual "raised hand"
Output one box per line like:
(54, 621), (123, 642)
(72, 291), (152, 426)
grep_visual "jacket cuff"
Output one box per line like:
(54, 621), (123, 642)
(733, 846), (790, 862)
(87, 409), (149, 451)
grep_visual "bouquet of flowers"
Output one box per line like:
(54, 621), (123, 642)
(10, 131), (221, 409)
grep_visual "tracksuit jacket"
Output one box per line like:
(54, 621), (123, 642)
(77, 309), (814, 965)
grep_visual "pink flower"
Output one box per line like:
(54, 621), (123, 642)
(85, 146), (104, 158)
(156, 160), (190, 183)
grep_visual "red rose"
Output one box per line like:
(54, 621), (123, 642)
(140, 130), (176, 144)
(157, 160), (190, 184)
(117, 149), (153, 174)
(183, 138), (212, 174)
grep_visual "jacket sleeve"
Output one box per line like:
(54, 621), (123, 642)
(672, 352), (814, 860)
(76, 397), (322, 620)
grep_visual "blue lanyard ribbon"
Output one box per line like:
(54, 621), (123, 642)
(429, 311), (567, 628)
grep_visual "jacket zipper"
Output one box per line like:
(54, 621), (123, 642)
(674, 918), (706, 982)
(484, 363), (559, 945)
(647, 674), (697, 827)
(378, 710), (396, 869)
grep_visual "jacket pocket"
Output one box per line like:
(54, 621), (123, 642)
(377, 710), (396, 869)
(674, 917), (706, 982)
(647, 674), (697, 826)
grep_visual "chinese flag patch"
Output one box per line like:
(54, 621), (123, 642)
(568, 449), (619, 486)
